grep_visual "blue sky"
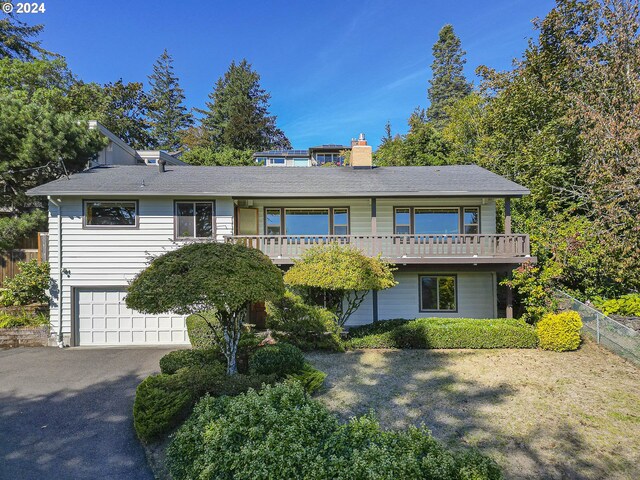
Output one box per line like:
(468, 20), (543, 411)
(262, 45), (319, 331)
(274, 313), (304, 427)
(25, 0), (555, 148)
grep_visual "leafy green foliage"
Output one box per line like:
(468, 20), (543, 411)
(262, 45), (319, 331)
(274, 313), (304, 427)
(345, 318), (538, 349)
(147, 49), (193, 151)
(266, 291), (343, 351)
(592, 294), (640, 317)
(286, 363), (327, 395)
(126, 242), (284, 375)
(0, 260), (49, 306)
(181, 145), (255, 166)
(167, 382), (502, 480)
(536, 311), (583, 352)
(0, 210), (45, 252)
(0, 310), (49, 328)
(197, 59), (290, 151)
(427, 24), (472, 127)
(133, 362), (277, 443)
(284, 244), (396, 327)
(249, 342), (305, 376)
(159, 348), (223, 375)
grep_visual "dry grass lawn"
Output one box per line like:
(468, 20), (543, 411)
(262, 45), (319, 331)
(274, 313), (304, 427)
(307, 340), (640, 480)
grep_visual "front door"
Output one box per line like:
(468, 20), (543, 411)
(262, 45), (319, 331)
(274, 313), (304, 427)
(237, 208), (259, 235)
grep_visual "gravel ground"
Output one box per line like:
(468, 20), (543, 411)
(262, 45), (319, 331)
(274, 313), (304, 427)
(307, 340), (640, 480)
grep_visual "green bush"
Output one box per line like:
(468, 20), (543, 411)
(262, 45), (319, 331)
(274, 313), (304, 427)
(286, 363), (327, 394)
(133, 363), (277, 443)
(160, 348), (224, 374)
(0, 310), (49, 328)
(249, 342), (305, 376)
(0, 260), (50, 307)
(266, 291), (343, 351)
(592, 294), (640, 317)
(167, 382), (502, 480)
(536, 311), (583, 352)
(346, 318), (538, 349)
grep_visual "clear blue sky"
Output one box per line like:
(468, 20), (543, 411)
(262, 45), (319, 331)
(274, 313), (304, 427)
(26, 0), (555, 149)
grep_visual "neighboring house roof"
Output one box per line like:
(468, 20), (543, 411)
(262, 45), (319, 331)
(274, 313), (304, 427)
(27, 164), (530, 198)
(253, 149), (310, 158)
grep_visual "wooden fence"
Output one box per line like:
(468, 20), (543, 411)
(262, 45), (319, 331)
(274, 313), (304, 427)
(0, 232), (49, 287)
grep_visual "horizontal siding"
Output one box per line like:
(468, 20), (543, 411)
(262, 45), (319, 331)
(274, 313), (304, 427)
(49, 196), (233, 340)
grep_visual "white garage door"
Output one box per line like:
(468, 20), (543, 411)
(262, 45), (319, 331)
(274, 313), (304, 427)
(76, 288), (189, 346)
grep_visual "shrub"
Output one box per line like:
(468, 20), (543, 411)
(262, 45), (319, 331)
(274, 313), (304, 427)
(286, 363), (327, 394)
(133, 363), (277, 443)
(0, 310), (49, 329)
(345, 318), (538, 349)
(167, 382), (502, 480)
(536, 311), (583, 352)
(592, 294), (640, 317)
(0, 260), (50, 307)
(159, 348), (224, 374)
(266, 291), (343, 351)
(249, 342), (305, 376)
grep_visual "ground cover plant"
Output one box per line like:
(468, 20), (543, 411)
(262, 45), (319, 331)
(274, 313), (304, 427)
(345, 318), (538, 349)
(0, 310), (49, 329)
(167, 382), (502, 480)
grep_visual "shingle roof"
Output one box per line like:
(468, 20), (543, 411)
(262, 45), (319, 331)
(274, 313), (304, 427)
(26, 165), (530, 198)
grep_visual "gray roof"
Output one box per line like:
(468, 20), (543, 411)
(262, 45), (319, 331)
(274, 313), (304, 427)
(26, 165), (530, 198)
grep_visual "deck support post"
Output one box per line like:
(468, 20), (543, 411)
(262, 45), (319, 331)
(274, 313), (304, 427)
(504, 197), (511, 235)
(506, 271), (514, 319)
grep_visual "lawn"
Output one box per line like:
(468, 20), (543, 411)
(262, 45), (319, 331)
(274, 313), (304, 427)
(307, 339), (640, 480)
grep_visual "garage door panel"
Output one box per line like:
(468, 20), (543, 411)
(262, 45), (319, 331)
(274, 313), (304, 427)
(76, 288), (188, 346)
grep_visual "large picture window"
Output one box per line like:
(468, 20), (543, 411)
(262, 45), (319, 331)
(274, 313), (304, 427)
(84, 201), (137, 227)
(175, 201), (214, 239)
(264, 207), (349, 236)
(394, 207), (481, 235)
(419, 275), (457, 312)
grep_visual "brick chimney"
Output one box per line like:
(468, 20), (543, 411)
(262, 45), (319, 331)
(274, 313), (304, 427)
(350, 133), (372, 168)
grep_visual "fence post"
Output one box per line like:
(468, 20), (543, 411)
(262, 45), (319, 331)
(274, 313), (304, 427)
(596, 313), (601, 344)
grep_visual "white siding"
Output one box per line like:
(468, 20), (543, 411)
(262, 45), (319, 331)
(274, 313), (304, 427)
(48, 196), (234, 344)
(344, 270), (497, 327)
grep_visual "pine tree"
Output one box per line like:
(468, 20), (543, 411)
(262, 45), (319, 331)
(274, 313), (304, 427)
(147, 50), (193, 151)
(199, 59), (290, 151)
(0, 12), (52, 60)
(381, 120), (393, 146)
(427, 24), (472, 127)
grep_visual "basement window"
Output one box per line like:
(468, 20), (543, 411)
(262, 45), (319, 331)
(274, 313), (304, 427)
(419, 275), (457, 312)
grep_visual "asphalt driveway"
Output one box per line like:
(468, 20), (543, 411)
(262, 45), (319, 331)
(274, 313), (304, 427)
(0, 347), (175, 480)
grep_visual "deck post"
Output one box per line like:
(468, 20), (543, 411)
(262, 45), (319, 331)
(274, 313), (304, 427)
(506, 272), (514, 319)
(504, 197), (512, 235)
(371, 198), (377, 255)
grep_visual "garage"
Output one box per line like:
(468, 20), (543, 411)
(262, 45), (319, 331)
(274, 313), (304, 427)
(75, 288), (189, 346)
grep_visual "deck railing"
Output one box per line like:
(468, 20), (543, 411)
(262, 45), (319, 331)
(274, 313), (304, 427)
(224, 234), (531, 263)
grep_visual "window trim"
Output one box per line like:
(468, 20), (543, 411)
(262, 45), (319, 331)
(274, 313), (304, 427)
(82, 199), (139, 229)
(393, 206), (482, 235)
(263, 207), (350, 236)
(173, 200), (216, 240)
(418, 274), (458, 313)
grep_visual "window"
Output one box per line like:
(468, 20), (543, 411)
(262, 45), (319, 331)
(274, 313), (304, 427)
(463, 207), (479, 234)
(175, 201), (214, 238)
(255, 157), (267, 165)
(268, 157), (285, 165)
(414, 208), (459, 234)
(420, 275), (457, 311)
(265, 208), (282, 235)
(293, 158), (309, 167)
(84, 201), (137, 227)
(315, 153), (343, 166)
(333, 208), (349, 235)
(394, 208), (411, 235)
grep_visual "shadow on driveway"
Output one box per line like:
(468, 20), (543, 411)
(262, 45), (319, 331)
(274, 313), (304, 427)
(0, 347), (174, 480)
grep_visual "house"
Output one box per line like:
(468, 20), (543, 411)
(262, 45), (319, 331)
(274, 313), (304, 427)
(27, 136), (533, 347)
(253, 141), (351, 167)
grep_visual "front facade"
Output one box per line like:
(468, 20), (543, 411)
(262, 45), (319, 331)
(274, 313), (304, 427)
(29, 144), (532, 347)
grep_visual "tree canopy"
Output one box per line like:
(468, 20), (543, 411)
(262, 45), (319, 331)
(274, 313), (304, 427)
(284, 244), (396, 327)
(0, 12), (51, 60)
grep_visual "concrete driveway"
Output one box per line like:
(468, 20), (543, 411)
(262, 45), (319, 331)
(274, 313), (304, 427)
(0, 347), (175, 480)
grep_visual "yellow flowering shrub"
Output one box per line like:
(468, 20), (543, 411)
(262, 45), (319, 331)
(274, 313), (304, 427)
(536, 311), (583, 352)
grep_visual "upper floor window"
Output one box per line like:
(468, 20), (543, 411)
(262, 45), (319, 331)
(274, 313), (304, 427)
(84, 200), (137, 227)
(394, 207), (481, 235)
(463, 207), (479, 234)
(333, 208), (349, 235)
(265, 208), (282, 235)
(264, 207), (349, 236)
(175, 201), (214, 239)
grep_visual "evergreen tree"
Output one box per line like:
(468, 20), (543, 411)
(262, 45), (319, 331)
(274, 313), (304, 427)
(198, 59), (290, 151)
(0, 12), (52, 60)
(427, 24), (472, 127)
(147, 49), (193, 151)
(381, 120), (393, 146)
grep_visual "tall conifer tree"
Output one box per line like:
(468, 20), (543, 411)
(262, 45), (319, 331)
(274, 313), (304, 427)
(427, 24), (472, 127)
(147, 49), (193, 151)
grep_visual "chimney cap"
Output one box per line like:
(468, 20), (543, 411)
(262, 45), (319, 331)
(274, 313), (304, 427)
(358, 133), (366, 141)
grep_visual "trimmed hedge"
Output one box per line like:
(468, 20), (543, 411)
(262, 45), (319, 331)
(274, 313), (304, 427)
(266, 291), (344, 351)
(133, 363), (277, 443)
(345, 318), (538, 349)
(159, 348), (223, 374)
(286, 363), (327, 394)
(249, 342), (306, 376)
(536, 311), (582, 352)
(167, 382), (502, 480)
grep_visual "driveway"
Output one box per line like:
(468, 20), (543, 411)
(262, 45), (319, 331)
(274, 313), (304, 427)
(0, 347), (175, 480)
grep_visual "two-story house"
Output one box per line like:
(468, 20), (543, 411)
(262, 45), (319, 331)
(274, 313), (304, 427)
(253, 143), (351, 167)
(27, 138), (532, 347)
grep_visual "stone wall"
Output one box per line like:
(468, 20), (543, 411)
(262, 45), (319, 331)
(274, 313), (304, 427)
(0, 326), (50, 348)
